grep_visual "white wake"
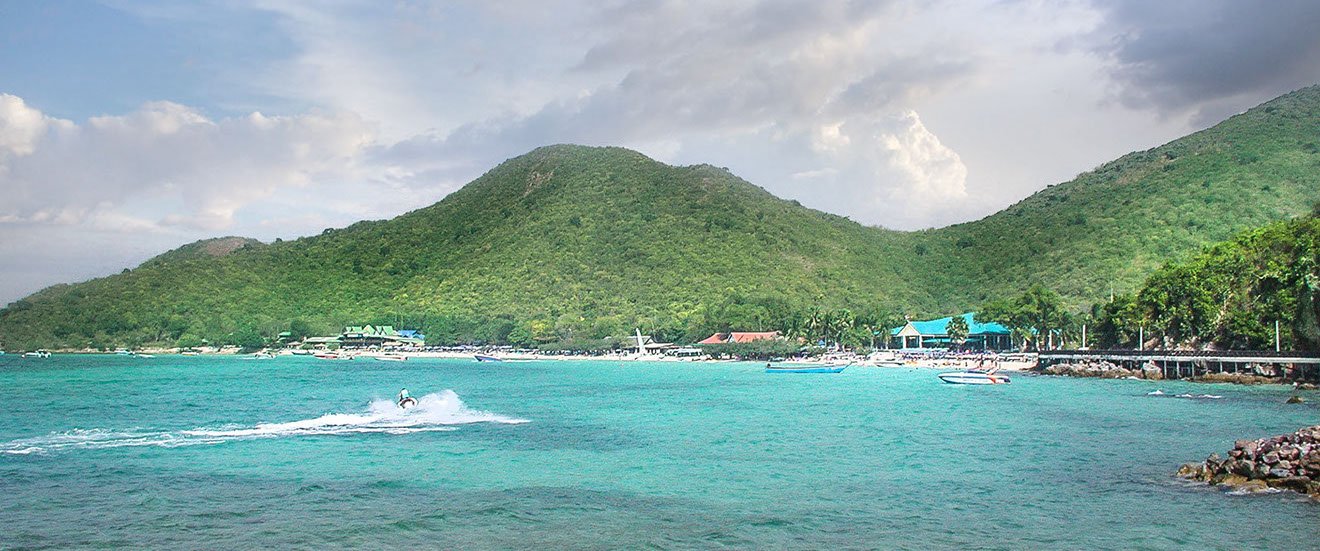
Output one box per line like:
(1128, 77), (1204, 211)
(1, 390), (526, 455)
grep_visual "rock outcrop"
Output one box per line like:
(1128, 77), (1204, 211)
(1179, 425), (1320, 499)
(1038, 361), (1152, 379)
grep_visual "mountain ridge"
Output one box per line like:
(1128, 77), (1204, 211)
(2, 86), (1319, 349)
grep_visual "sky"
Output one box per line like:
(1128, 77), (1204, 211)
(2, 0), (1320, 305)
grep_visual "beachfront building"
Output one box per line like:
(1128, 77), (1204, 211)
(890, 313), (1011, 350)
(697, 331), (783, 345)
(338, 325), (426, 348)
(302, 336), (342, 349)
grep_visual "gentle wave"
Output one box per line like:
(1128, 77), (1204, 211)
(1, 390), (526, 455)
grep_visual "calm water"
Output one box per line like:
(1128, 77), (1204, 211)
(1, 355), (1316, 550)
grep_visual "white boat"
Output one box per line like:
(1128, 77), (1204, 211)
(22, 349), (51, 358)
(766, 363), (848, 374)
(937, 370), (1010, 385)
(375, 354), (407, 362)
(135, 353), (155, 359)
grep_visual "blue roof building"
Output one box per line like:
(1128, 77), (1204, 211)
(890, 313), (1011, 350)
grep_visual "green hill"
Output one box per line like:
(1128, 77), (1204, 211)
(917, 86), (1320, 309)
(2, 86), (1319, 350)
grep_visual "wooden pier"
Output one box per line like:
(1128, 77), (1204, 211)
(1037, 350), (1320, 381)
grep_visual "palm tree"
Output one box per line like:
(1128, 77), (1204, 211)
(946, 314), (969, 349)
(805, 309), (825, 347)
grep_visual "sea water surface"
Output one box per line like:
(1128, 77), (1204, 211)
(1, 355), (1317, 549)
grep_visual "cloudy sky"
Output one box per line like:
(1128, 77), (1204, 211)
(2, 0), (1319, 305)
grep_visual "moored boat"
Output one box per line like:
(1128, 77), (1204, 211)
(474, 354), (503, 362)
(375, 354), (407, 362)
(22, 349), (51, 358)
(937, 370), (1010, 385)
(765, 363), (847, 373)
(314, 352), (354, 360)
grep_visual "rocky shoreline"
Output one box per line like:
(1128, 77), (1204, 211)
(1038, 360), (1317, 387)
(1178, 425), (1320, 500)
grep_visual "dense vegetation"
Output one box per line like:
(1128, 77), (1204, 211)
(1090, 210), (1320, 351)
(2, 86), (1319, 351)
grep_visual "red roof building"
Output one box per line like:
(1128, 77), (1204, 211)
(697, 331), (782, 345)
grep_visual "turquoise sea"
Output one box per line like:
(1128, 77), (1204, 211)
(1, 355), (1317, 550)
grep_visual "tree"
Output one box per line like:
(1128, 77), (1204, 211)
(1092, 294), (1140, 348)
(946, 315), (969, 348)
(980, 284), (1067, 351)
(288, 318), (313, 342)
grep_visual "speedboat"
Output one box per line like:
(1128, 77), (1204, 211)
(474, 354), (503, 362)
(314, 352), (354, 360)
(766, 363), (848, 374)
(375, 354), (407, 362)
(937, 370), (1010, 385)
(22, 349), (51, 358)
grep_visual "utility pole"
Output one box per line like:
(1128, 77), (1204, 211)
(1082, 324), (1087, 349)
(1138, 325), (1144, 351)
(1276, 320), (1281, 352)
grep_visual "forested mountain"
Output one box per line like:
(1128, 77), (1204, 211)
(2, 86), (1319, 350)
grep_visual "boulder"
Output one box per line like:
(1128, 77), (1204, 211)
(1178, 463), (1206, 479)
(1233, 479), (1272, 493)
(1210, 473), (1248, 486)
(1266, 476), (1312, 492)
(1231, 460), (1255, 476)
(1262, 451), (1280, 465)
(1280, 446), (1300, 461)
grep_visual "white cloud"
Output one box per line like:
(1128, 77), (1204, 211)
(880, 111), (968, 203)
(0, 97), (377, 232)
(0, 94), (70, 158)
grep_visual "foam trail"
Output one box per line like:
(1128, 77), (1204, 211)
(1, 391), (526, 455)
